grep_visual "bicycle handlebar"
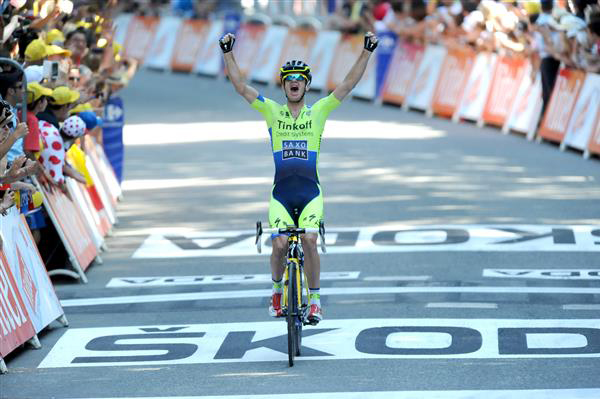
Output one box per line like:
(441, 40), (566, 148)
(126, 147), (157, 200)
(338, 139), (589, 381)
(255, 221), (326, 254)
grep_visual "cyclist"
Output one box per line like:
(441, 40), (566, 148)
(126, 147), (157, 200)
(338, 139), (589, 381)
(219, 31), (378, 324)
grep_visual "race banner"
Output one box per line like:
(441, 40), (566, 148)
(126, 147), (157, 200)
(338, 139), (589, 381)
(171, 19), (210, 73)
(249, 25), (288, 84)
(144, 16), (182, 70)
(274, 28), (317, 84)
(307, 30), (341, 91)
(374, 31), (397, 99)
(1, 208), (64, 333)
(39, 178), (98, 278)
(538, 68), (586, 143)
(66, 179), (105, 250)
(455, 52), (497, 123)
(503, 69), (543, 139)
(194, 19), (224, 77)
(380, 41), (424, 105)
(327, 34), (365, 92)
(430, 45), (475, 118)
(113, 14), (133, 47)
(228, 23), (267, 79)
(562, 73), (600, 152)
(0, 251), (35, 358)
(123, 16), (159, 62)
(406, 45), (448, 111)
(482, 56), (528, 127)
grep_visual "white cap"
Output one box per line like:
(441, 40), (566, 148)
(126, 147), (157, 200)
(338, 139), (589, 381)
(24, 65), (44, 84)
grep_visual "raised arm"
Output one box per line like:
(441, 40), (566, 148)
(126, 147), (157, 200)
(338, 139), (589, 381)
(220, 33), (259, 104)
(332, 32), (378, 102)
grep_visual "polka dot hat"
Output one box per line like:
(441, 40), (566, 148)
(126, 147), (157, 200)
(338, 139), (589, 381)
(61, 115), (86, 138)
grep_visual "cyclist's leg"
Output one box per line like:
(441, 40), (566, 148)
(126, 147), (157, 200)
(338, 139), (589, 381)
(298, 186), (323, 290)
(268, 190), (295, 281)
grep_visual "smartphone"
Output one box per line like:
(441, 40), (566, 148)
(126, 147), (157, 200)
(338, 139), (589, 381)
(43, 60), (60, 82)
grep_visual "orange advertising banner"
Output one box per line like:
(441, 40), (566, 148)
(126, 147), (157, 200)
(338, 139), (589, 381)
(482, 56), (528, 127)
(40, 183), (98, 272)
(274, 28), (317, 84)
(327, 34), (365, 92)
(431, 45), (475, 118)
(0, 251), (36, 358)
(123, 16), (159, 62)
(227, 23), (267, 79)
(380, 41), (424, 105)
(171, 19), (210, 72)
(538, 68), (586, 143)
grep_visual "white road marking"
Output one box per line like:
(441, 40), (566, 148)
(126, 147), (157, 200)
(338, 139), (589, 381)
(132, 225), (600, 258)
(426, 302), (498, 309)
(563, 304), (600, 310)
(363, 275), (431, 281)
(75, 390), (600, 399)
(106, 272), (360, 288)
(484, 269), (600, 280)
(38, 319), (600, 369)
(60, 286), (600, 307)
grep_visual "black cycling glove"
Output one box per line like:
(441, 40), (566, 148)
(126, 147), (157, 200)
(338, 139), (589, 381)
(219, 35), (235, 53)
(364, 34), (378, 52)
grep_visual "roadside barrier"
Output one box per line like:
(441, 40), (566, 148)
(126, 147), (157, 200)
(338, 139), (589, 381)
(1, 136), (119, 373)
(116, 13), (600, 159)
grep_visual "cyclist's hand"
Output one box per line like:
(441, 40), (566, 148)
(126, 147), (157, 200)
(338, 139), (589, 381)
(364, 32), (378, 52)
(219, 33), (236, 54)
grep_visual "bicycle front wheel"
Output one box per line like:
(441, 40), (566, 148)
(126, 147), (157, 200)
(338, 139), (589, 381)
(286, 262), (297, 367)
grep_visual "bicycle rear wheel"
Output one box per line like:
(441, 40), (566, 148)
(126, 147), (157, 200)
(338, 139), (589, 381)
(286, 262), (297, 367)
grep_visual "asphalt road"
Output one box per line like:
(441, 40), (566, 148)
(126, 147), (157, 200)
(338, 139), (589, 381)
(2, 68), (600, 399)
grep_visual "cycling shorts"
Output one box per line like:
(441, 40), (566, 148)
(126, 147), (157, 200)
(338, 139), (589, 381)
(269, 175), (323, 230)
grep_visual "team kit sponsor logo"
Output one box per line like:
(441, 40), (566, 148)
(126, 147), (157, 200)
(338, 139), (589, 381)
(132, 225), (600, 258)
(39, 319), (600, 368)
(282, 140), (308, 160)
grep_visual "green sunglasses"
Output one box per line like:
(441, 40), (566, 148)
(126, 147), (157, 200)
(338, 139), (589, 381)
(284, 73), (307, 82)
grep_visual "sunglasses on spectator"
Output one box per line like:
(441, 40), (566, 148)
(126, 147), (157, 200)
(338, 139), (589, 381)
(284, 74), (307, 82)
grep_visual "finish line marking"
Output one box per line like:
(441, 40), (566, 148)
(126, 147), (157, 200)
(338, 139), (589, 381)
(132, 225), (600, 258)
(60, 286), (600, 307)
(76, 389), (600, 399)
(106, 272), (360, 288)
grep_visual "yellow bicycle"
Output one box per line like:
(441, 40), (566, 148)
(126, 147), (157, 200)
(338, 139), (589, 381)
(255, 221), (326, 367)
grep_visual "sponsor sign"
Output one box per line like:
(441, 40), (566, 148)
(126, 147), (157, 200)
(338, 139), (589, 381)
(406, 45), (448, 111)
(106, 272), (360, 288)
(143, 16), (182, 70)
(307, 30), (341, 91)
(274, 28), (317, 84)
(538, 68), (586, 143)
(1, 208), (64, 333)
(113, 14), (133, 47)
(484, 269), (600, 280)
(563, 73), (600, 151)
(38, 319), (600, 368)
(170, 19), (210, 72)
(133, 225), (600, 258)
(456, 52), (497, 123)
(123, 16), (159, 62)
(194, 19), (224, 76)
(0, 251), (35, 357)
(65, 179), (103, 250)
(430, 45), (475, 118)
(374, 30), (397, 99)
(380, 41), (423, 105)
(228, 23), (266, 78)
(503, 69), (543, 139)
(250, 25), (288, 84)
(39, 178), (97, 272)
(482, 56), (527, 127)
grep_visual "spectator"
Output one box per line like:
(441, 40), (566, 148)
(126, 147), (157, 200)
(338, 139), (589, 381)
(327, 0), (375, 34)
